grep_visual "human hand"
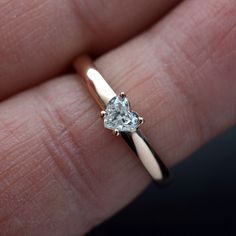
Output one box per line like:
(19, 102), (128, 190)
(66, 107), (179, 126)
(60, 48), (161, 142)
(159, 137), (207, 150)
(0, 0), (235, 235)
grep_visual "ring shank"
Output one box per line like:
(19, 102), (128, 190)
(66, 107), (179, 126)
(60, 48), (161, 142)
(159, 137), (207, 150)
(74, 56), (116, 109)
(74, 55), (170, 183)
(121, 130), (169, 182)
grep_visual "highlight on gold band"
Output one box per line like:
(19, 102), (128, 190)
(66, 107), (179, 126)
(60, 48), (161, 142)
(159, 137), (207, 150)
(74, 55), (170, 184)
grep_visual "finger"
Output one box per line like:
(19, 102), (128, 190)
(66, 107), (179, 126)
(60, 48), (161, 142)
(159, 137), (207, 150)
(96, 0), (236, 165)
(1, 0), (236, 235)
(0, 0), (180, 100)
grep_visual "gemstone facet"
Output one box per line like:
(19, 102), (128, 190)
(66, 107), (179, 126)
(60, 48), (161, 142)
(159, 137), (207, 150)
(103, 95), (140, 132)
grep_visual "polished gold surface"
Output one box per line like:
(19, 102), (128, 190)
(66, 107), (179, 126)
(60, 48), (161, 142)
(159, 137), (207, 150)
(129, 130), (169, 181)
(74, 56), (116, 109)
(74, 55), (170, 184)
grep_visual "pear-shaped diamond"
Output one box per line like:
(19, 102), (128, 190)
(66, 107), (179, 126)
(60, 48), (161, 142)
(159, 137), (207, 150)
(103, 95), (140, 132)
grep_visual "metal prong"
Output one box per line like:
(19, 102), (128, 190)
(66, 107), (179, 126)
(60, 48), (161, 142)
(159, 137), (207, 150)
(100, 110), (106, 118)
(120, 92), (126, 98)
(138, 117), (144, 125)
(112, 129), (120, 136)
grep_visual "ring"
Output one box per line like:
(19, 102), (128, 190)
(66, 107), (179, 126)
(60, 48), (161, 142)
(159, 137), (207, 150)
(74, 55), (170, 184)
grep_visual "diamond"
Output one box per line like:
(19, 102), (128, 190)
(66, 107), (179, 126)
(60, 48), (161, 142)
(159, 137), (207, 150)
(103, 95), (140, 132)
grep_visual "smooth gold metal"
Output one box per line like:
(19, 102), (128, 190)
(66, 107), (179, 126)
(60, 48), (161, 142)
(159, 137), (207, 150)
(121, 130), (169, 181)
(74, 56), (116, 109)
(74, 55), (170, 184)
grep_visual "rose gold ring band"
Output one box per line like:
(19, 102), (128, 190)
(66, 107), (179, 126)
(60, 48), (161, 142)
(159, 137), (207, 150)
(74, 55), (170, 185)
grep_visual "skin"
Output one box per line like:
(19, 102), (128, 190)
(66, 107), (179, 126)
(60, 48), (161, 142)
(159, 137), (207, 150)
(0, 0), (236, 235)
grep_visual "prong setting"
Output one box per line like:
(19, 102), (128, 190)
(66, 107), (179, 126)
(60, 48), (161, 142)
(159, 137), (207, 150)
(138, 116), (144, 125)
(112, 129), (120, 136)
(100, 110), (106, 118)
(120, 92), (126, 98)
